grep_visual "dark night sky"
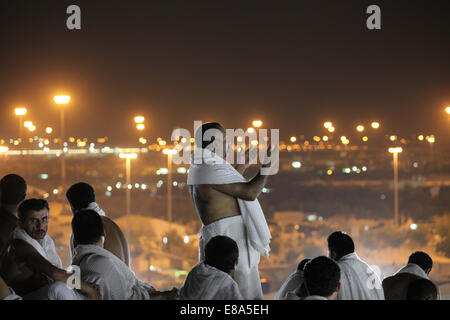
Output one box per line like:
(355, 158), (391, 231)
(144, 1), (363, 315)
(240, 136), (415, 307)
(0, 0), (449, 145)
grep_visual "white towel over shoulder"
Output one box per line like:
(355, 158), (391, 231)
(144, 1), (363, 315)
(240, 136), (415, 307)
(180, 262), (243, 300)
(396, 263), (428, 279)
(187, 148), (271, 258)
(12, 227), (62, 268)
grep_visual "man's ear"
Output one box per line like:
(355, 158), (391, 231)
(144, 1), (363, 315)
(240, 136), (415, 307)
(336, 282), (341, 293)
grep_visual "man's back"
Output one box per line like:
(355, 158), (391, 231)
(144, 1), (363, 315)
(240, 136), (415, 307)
(383, 272), (421, 300)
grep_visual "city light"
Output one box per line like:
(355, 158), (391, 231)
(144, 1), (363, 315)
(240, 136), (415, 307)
(53, 95), (71, 104)
(247, 127), (255, 134)
(46, 127), (53, 134)
(410, 223), (418, 230)
(362, 136), (369, 142)
(0, 146), (9, 152)
(139, 137), (147, 144)
(290, 136), (296, 143)
(252, 120), (263, 128)
(119, 153), (138, 159)
(183, 235), (189, 244)
(356, 125), (364, 132)
(136, 123), (145, 131)
(14, 107), (27, 116)
(427, 135), (435, 144)
(390, 135), (397, 141)
(371, 122), (380, 129)
(328, 126), (335, 133)
(323, 122), (332, 129)
(388, 147), (403, 153)
(322, 136), (329, 142)
(291, 161), (301, 168)
(162, 148), (177, 155)
(28, 125), (36, 132)
(418, 135), (424, 141)
(445, 106), (450, 114)
(24, 121), (32, 128)
(134, 116), (145, 124)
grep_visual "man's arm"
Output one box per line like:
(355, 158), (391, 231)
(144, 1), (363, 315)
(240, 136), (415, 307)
(210, 168), (269, 201)
(0, 275), (12, 299)
(13, 240), (101, 299)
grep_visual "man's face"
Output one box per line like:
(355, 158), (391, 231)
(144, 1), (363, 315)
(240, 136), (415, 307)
(20, 208), (49, 240)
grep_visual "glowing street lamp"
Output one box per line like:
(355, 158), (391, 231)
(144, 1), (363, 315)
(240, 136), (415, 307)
(14, 107), (27, 116)
(119, 152), (138, 238)
(356, 125), (365, 132)
(134, 116), (145, 124)
(290, 136), (296, 143)
(136, 123), (145, 131)
(24, 121), (33, 128)
(252, 120), (263, 128)
(28, 125), (36, 132)
(328, 126), (335, 133)
(371, 122), (380, 129)
(389, 147), (403, 226)
(54, 95), (71, 202)
(445, 106), (450, 114)
(323, 122), (332, 129)
(46, 127), (53, 134)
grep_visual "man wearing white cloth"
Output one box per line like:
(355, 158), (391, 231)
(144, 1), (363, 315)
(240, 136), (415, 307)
(71, 209), (178, 300)
(275, 258), (310, 300)
(327, 231), (384, 300)
(181, 236), (243, 300)
(0, 199), (100, 300)
(187, 122), (272, 300)
(383, 251), (433, 300)
(66, 182), (130, 266)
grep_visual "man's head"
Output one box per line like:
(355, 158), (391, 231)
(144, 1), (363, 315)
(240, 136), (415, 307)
(194, 122), (227, 156)
(327, 231), (355, 261)
(297, 258), (311, 272)
(408, 251), (433, 275)
(71, 209), (105, 246)
(0, 174), (27, 206)
(303, 256), (341, 299)
(66, 182), (96, 214)
(204, 235), (239, 275)
(406, 278), (438, 300)
(18, 199), (49, 240)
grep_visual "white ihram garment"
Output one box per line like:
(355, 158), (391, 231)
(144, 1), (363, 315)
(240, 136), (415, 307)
(275, 270), (304, 300)
(180, 262), (243, 300)
(72, 244), (155, 300)
(336, 253), (384, 300)
(396, 263), (429, 279)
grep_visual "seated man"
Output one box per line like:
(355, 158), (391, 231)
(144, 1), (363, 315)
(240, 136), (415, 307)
(286, 256), (341, 300)
(180, 235), (243, 300)
(406, 278), (439, 300)
(275, 258), (310, 300)
(328, 231), (384, 300)
(71, 209), (178, 300)
(66, 182), (130, 266)
(383, 251), (433, 300)
(0, 174), (27, 269)
(1, 199), (99, 300)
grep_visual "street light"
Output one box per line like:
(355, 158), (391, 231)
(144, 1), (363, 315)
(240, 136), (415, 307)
(356, 125), (365, 132)
(54, 95), (71, 205)
(119, 152), (138, 238)
(14, 107), (27, 140)
(323, 122), (332, 129)
(371, 122), (380, 129)
(445, 106), (450, 114)
(162, 148), (177, 225)
(46, 127), (53, 134)
(389, 147), (403, 226)
(252, 120), (263, 128)
(134, 116), (145, 124)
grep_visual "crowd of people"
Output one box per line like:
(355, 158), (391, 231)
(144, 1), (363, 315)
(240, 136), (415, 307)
(0, 122), (442, 301)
